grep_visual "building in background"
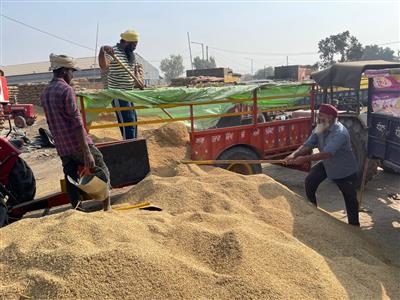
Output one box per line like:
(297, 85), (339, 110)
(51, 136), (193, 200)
(186, 68), (241, 83)
(274, 65), (313, 81)
(1, 54), (160, 86)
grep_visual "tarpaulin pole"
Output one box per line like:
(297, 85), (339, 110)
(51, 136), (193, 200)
(189, 104), (195, 157)
(252, 89), (258, 126)
(80, 95), (88, 132)
(310, 84), (316, 125)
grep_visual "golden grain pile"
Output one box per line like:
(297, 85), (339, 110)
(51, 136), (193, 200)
(1, 123), (398, 299)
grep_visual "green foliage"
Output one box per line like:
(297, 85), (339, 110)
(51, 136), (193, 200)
(346, 36), (364, 61)
(318, 31), (363, 68)
(361, 45), (395, 61)
(317, 31), (397, 68)
(160, 55), (185, 82)
(193, 56), (217, 69)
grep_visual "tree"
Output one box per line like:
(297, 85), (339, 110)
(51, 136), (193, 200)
(160, 55), (185, 82)
(253, 67), (274, 79)
(346, 36), (364, 61)
(318, 31), (363, 68)
(193, 56), (217, 69)
(361, 45), (395, 61)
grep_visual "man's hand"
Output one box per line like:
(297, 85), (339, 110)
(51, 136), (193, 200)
(283, 153), (296, 165)
(286, 156), (308, 165)
(83, 151), (95, 175)
(101, 46), (114, 55)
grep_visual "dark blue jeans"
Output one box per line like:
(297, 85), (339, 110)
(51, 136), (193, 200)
(305, 162), (360, 226)
(112, 99), (137, 140)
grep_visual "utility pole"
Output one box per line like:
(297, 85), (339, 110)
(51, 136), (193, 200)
(206, 46), (209, 61)
(187, 32), (193, 70)
(93, 21), (99, 88)
(286, 56), (289, 66)
(93, 21), (99, 68)
(191, 41), (204, 60)
(245, 57), (254, 75)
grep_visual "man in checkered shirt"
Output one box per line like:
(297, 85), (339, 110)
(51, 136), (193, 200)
(41, 54), (111, 211)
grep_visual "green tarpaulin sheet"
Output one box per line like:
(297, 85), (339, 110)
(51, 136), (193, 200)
(77, 83), (311, 130)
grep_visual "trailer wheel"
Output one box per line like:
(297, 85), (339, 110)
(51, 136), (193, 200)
(217, 146), (262, 175)
(7, 157), (36, 207)
(339, 116), (378, 185)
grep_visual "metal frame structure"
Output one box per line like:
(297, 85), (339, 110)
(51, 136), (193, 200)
(78, 83), (316, 170)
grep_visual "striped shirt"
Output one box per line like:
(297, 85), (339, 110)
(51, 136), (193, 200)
(106, 45), (135, 90)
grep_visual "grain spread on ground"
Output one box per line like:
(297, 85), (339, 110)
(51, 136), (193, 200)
(1, 122), (399, 299)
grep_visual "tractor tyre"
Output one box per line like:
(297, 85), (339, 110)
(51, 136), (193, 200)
(26, 117), (36, 126)
(217, 146), (262, 175)
(0, 196), (8, 227)
(14, 116), (27, 128)
(339, 116), (378, 185)
(7, 157), (36, 207)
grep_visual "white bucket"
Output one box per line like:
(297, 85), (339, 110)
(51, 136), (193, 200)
(67, 174), (109, 201)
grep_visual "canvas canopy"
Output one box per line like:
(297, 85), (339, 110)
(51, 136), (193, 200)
(77, 83), (312, 130)
(311, 60), (400, 90)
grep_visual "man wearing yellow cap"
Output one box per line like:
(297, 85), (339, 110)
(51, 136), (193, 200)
(99, 29), (143, 140)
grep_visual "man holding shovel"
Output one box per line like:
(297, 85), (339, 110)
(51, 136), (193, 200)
(41, 54), (111, 211)
(285, 104), (360, 226)
(99, 29), (144, 140)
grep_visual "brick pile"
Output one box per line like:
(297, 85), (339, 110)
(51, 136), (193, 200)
(7, 79), (104, 106)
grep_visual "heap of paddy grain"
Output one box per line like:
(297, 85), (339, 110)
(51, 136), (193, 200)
(1, 123), (398, 299)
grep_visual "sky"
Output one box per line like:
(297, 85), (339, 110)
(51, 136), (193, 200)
(0, 0), (399, 74)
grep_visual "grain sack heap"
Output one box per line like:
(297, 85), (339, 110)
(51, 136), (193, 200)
(0, 123), (399, 300)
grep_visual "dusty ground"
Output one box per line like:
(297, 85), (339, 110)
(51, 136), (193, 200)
(17, 112), (400, 269)
(263, 164), (400, 266)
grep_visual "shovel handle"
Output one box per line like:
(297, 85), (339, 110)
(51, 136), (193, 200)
(111, 53), (145, 90)
(181, 159), (286, 165)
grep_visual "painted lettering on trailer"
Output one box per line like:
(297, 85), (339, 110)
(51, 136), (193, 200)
(376, 122), (386, 133)
(395, 126), (400, 139)
(225, 132), (234, 141)
(196, 137), (205, 144)
(265, 127), (274, 135)
(212, 135), (221, 143)
(253, 129), (260, 136)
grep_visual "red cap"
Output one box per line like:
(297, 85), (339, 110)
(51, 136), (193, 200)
(319, 104), (338, 118)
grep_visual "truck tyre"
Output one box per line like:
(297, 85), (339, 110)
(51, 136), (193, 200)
(7, 157), (36, 207)
(217, 146), (262, 175)
(339, 116), (378, 185)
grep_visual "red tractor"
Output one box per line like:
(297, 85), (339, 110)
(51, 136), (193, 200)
(0, 69), (36, 128)
(0, 135), (36, 225)
(0, 70), (37, 225)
